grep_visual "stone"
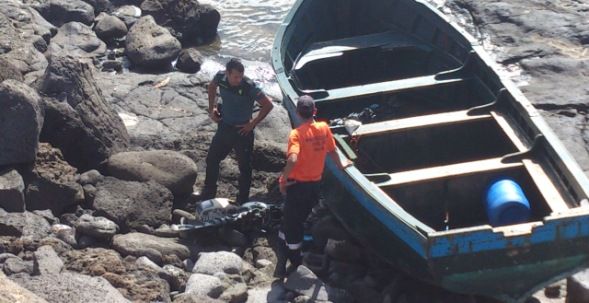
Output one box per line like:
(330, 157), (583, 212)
(27, 0), (95, 27)
(0, 56), (23, 82)
(0, 209), (51, 241)
(173, 293), (225, 303)
(136, 256), (163, 272)
(112, 5), (142, 29)
(50, 224), (77, 247)
(33, 210), (58, 225)
(79, 170), (104, 186)
(0, 271), (48, 303)
(23, 143), (85, 215)
(93, 177), (173, 231)
(106, 150), (198, 197)
(0, 169), (25, 212)
(0, 80), (44, 166)
(112, 232), (192, 264)
(284, 265), (348, 302)
(102, 60), (123, 72)
(3, 257), (33, 275)
(176, 49), (202, 73)
(245, 283), (288, 303)
(193, 251), (243, 276)
(219, 282), (248, 303)
(75, 214), (119, 240)
(38, 55), (130, 171)
(184, 273), (227, 298)
(125, 15), (181, 70)
(48, 22), (107, 58)
(161, 264), (188, 291)
(33, 245), (64, 275)
(94, 13), (128, 42)
(10, 272), (130, 303)
(84, 0), (112, 14)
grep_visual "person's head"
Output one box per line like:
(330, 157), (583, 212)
(225, 58), (245, 87)
(296, 95), (316, 120)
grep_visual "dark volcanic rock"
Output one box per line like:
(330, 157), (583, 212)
(93, 177), (173, 231)
(94, 13), (128, 42)
(105, 150), (198, 197)
(24, 143), (84, 215)
(125, 15), (181, 70)
(175, 48), (202, 73)
(0, 209), (51, 241)
(26, 0), (95, 27)
(48, 22), (106, 58)
(0, 80), (44, 166)
(84, 0), (113, 14)
(38, 55), (129, 171)
(0, 169), (26, 212)
(140, 0), (220, 45)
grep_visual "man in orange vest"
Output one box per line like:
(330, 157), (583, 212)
(278, 95), (352, 273)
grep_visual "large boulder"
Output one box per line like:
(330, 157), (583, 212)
(0, 80), (44, 166)
(93, 177), (173, 231)
(193, 251), (243, 276)
(75, 214), (119, 240)
(105, 150), (198, 197)
(0, 169), (26, 212)
(140, 0), (220, 45)
(26, 0), (95, 27)
(125, 15), (181, 69)
(94, 13), (127, 42)
(0, 209), (51, 241)
(33, 245), (64, 275)
(48, 22), (106, 58)
(9, 272), (130, 303)
(112, 232), (191, 264)
(23, 143), (85, 215)
(0, 271), (48, 303)
(38, 55), (129, 171)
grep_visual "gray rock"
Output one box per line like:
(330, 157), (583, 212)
(102, 60), (123, 72)
(0, 209), (51, 241)
(162, 264), (188, 291)
(245, 284), (288, 303)
(0, 169), (25, 212)
(0, 80), (44, 166)
(112, 5), (141, 29)
(48, 22), (106, 58)
(0, 271), (48, 303)
(75, 214), (119, 240)
(79, 170), (104, 185)
(0, 253), (19, 263)
(33, 245), (63, 275)
(85, 0), (112, 14)
(284, 265), (331, 301)
(32, 210), (58, 225)
(176, 49), (202, 73)
(568, 268), (589, 303)
(137, 255), (163, 271)
(24, 143), (85, 215)
(184, 273), (227, 298)
(193, 251), (243, 276)
(77, 235), (96, 248)
(27, 0), (95, 27)
(173, 293), (225, 303)
(50, 224), (77, 247)
(0, 56), (23, 82)
(10, 272), (130, 302)
(106, 150), (198, 198)
(38, 55), (130, 171)
(3, 257), (33, 275)
(112, 232), (191, 264)
(219, 282), (248, 303)
(94, 13), (127, 42)
(125, 15), (181, 69)
(93, 177), (173, 231)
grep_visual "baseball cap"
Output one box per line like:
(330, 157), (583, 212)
(297, 95), (315, 118)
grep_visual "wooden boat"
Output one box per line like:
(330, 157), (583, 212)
(271, 0), (589, 302)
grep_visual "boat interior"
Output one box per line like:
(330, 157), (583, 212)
(281, 0), (581, 232)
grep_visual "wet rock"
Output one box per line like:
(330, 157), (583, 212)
(79, 169), (104, 186)
(48, 22), (107, 58)
(112, 5), (142, 29)
(125, 15), (181, 70)
(112, 232), (191, 264)
(0, 80), (44, 166)
(3, 257), (33, 275)
(27, 0), (95, 27)
(0, 209), (51, 241)
(0, 271), (48, 303)
(0, 169), (25, 212)
(184, 273), (227, 298)
(38, 55), (130, 171)
(75, 214), (119, 240)
(94, 13), (128, 42)
(140, 0), (220, 45)
(33, 245), (63, 275)
(193, 251), (243, 276)
(93, 177), (173, 231)
(106, 150), (198, 197)
(10, 272), (130, 302)
(176, 49), (202, 73)
(23, 143), (84, 215)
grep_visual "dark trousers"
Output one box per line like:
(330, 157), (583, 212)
(280, 181), (321, 266)
(203, 123), (254, 204)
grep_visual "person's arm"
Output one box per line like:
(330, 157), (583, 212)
(208, 80), (221, 123)
(328, 150), (353, 169)
(279, 131), (299, 194)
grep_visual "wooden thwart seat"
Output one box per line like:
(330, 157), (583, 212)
(353, 109), (492, 137)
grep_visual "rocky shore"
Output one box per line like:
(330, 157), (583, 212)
(0, 0), (588, 302)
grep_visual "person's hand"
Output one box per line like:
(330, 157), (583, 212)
(209, 108), (221, 123)
(340, 159), (354, 169)
(237, 120), (256, 135)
